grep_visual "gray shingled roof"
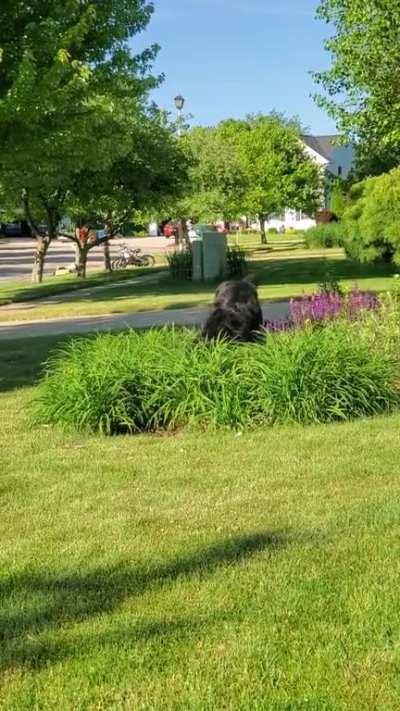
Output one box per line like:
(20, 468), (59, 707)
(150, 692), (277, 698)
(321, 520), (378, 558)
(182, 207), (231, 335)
(302, 135), (339, 160)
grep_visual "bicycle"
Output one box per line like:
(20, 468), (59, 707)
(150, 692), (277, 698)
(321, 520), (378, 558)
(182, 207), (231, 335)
(111, 244), (155, 270)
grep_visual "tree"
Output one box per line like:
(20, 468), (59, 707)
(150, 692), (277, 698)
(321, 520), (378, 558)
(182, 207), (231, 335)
(180, 124), (246, 222)
(174, 115), (321, 244)
(236, 115), (321, 244)
(61, 115), (188, 277)
(314, 0), (400, 161)
(0, 0), (159, 281)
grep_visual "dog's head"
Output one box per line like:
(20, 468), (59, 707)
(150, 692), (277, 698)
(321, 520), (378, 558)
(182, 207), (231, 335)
(214, 280), (260, 309)
(202, 279), (263, 343)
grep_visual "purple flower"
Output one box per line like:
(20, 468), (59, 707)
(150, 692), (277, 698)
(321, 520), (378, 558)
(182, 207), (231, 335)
(263, 289), (379, 334)
(287, 289), (379, 329)
(290, 291), (343, 327)
(263, 318), (292, 333)
(346, 289), (379, 319)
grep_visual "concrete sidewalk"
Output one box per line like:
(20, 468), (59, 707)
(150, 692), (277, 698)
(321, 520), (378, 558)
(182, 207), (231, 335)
(0, 301), (290, 340)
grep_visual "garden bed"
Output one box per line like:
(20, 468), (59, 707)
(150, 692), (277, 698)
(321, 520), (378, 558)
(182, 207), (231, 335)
(34, 290), (400, 434)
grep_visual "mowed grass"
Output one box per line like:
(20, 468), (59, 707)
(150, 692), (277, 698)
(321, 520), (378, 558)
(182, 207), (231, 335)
(1, 336), (400, 709)
(0, 250), (397, 323)
(0, 265), (165, 307)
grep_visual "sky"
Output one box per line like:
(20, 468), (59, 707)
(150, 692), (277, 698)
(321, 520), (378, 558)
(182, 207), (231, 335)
(134, 0), (336, 135)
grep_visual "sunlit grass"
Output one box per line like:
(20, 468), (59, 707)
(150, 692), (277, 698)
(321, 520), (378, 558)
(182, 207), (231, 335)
(1, 335), (400, 709)
(0, 265), (165, 307)
(0, 249), (397, 323)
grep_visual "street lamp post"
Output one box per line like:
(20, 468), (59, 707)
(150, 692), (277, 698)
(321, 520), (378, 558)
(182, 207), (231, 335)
(174, 95), (187, 251)
(174, 94), (185, 137)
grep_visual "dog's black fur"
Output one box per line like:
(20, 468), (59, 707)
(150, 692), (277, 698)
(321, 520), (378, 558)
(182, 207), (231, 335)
(202, 280), (263, 342)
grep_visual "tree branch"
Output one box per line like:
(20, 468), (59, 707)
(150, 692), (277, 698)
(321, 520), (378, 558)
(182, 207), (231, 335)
(21, 190), (46, 239)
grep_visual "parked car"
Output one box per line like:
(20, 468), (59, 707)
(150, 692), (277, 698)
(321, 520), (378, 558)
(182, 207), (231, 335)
(0, 220), (48, 237)
(0, 220), (32, 237)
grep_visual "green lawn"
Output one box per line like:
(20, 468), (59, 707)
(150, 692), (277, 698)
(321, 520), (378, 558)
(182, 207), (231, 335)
(0, 249), (397, 323)
(1, 336), (400, 708)
(227, 230), (304, 250)
(0, 265), (164, 307)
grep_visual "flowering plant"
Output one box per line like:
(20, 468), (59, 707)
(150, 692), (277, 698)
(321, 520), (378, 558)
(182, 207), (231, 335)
(264, 288), (379, 333)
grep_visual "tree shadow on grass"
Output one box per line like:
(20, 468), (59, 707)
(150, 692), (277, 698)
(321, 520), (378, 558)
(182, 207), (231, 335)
(0, 334), (81, 393)
(0, 531), (289, 670)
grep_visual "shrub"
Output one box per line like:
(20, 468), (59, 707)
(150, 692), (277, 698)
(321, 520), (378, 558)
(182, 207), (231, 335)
(330, 182), (349, 219)
(35, 319), (400, 434)
(167, 249), (192, 280)
(342, 168), (400, 264)
(354, 288), (400, 367)
(318, 267), (343, 296)
(267, 227), (278, 234)
(316, 209), (337, 224)
(304, 223), (344, 249)
(227, 246), (247, 277)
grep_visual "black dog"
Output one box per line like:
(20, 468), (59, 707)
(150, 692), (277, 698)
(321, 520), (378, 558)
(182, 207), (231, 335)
(202, 280), (263, 342)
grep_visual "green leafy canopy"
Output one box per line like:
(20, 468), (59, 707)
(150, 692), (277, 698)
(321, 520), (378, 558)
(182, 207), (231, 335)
(0, 1), (187, 280)
(175, 114), (321, 237)
(314, 0), (400, 161)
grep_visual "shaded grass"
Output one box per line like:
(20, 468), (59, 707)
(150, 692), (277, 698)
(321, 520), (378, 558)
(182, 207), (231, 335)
(0, 334), (78, 392)
(0, 251), (397, 323)
(1, 373), (400, 708)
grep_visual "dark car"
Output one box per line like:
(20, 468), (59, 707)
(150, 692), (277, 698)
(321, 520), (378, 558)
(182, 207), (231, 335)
(0, 221), (48, 237)
(0, 220), (32, 237)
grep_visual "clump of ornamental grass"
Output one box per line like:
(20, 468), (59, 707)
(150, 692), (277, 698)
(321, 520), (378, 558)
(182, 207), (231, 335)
(34, 317), (400, 435)
(247, 321), (399, 425)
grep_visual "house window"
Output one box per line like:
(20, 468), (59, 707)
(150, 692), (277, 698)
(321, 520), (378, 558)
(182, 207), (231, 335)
(296, 210), (303, 221)
(338, 165), (343, 176)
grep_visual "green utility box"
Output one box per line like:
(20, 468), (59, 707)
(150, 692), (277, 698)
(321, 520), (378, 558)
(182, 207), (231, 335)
(192, 223), (227, 281)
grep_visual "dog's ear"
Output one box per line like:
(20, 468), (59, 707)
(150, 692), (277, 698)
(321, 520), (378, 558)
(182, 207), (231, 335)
(244, 273), (259, 287)
(243, 272), (260, 289)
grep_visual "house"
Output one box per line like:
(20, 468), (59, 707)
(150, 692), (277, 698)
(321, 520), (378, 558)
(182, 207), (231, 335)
(264, 134), (355, 232)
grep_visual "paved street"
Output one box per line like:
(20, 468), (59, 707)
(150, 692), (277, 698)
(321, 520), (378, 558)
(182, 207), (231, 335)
(0, 301), (290, 340)
(0, 236), (172, 282)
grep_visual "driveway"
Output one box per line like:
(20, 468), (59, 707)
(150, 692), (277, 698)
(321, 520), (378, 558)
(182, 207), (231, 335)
(0, 236), (172, 282)
(0, 301), (290, 340)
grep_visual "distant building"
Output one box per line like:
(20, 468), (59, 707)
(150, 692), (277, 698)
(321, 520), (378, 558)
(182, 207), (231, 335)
(302, 134), (354, 180)
(263, 134), (355, 232)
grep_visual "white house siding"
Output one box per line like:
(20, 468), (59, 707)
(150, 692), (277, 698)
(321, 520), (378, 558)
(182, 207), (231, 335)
(262, 137), (355, 232)
(260, 141), (327, 232)
(265, 210), (316, 232)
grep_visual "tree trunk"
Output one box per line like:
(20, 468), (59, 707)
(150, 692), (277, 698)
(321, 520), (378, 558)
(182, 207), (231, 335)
(259, 214), (267, 245)
(103, 240), (112, 271)
(31, 237), (50, 283)
(75, 243), (89, 278)
(177, 218), (188, 251)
